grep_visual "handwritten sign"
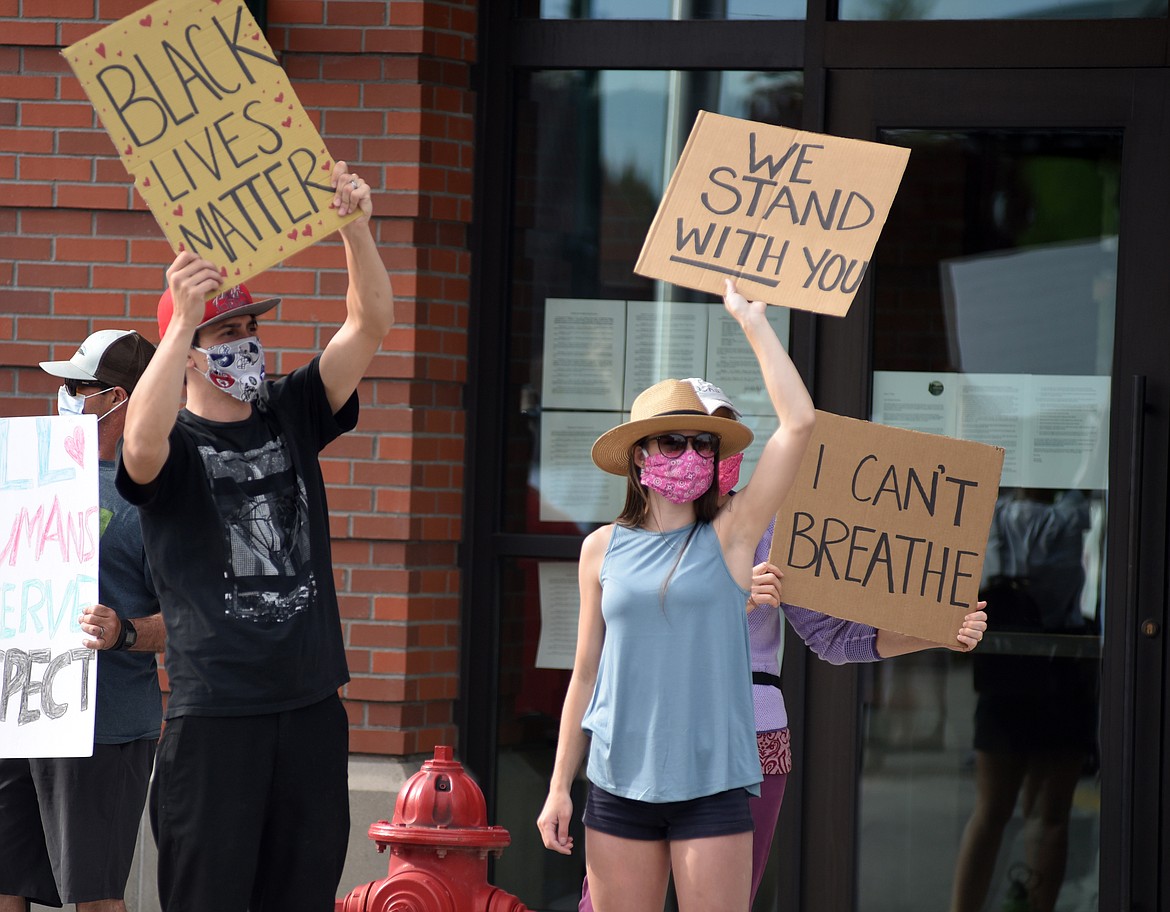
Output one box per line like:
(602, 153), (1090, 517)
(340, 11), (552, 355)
(0, 416), (100, 758)
(636, 111), (909, 317)
(769, 411), (1004, 644)
(62, 0), (358, 293)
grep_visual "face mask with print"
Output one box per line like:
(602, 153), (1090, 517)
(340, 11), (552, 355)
(194, 336), (266, 403)
(640, 449), (716, 505)
(718, 451), (744, 497)
(57, 385), (123, 421)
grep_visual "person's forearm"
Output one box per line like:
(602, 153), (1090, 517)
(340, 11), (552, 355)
(121, 329), (191, 482)
(340, 221), (394, 341)
(741, 312), (815, 434)
(548, 677), (593, 795)
(128, 613), (166, 653)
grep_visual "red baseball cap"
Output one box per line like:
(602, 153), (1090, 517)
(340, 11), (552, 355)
(157, 283), (280, 339)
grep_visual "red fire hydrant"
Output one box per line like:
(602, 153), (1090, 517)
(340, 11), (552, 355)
(336, 745), (529, 912)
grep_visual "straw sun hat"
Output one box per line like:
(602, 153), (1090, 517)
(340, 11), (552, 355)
(590, 379), (754, 476)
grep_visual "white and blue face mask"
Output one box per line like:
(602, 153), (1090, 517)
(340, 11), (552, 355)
(194, 336), (266, 403)
(57, 385), (121, 420)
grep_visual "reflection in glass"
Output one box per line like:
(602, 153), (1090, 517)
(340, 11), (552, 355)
(861, 131), (1118, 912)
(506, 69), (802, 536)
(531, 0), (806, 19)
(839, 0), (1166, 19)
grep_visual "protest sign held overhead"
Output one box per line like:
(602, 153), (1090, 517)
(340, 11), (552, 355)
(62, 0), (359, 294)
(769, 411), (1004, 645)
(636, 111), (909, 317)
(1, 416), (100, 759)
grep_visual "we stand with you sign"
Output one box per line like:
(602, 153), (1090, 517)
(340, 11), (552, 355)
(62, 0), (359, 292)
(636, 111), (910, 317)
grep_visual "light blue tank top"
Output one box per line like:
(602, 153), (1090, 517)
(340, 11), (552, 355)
(583, 521), (762, 802)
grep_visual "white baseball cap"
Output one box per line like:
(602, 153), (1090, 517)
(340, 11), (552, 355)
(682, 377), (742, 418)
(39, 329), (155, 394)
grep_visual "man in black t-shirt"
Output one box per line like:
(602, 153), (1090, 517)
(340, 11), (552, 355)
(116, 162), (394, 912)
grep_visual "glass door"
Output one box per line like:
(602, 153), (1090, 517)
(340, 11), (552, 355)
(800, 68), (1170, 912)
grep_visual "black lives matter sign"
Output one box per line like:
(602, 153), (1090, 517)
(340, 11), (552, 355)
(63, 0), (357, 289)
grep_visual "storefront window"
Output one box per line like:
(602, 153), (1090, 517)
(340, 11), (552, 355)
(858, 129), (1118, 912)
(839, 0), (1166, 19)
(504, 69), (801, 538)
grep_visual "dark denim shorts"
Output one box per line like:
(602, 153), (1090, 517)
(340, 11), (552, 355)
(583, 783), (754, 841)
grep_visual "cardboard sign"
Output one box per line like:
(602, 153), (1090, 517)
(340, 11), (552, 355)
(0, 416), (100, 759)
(768, 411), (1004, 645)
(635, 111), (910, 317)
(62, 0), (357, 292)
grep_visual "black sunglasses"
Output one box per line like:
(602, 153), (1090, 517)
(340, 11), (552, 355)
(63, 379), (106, 397)
(648, 432), (720, 460)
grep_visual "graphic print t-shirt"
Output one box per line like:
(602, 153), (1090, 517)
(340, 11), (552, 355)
(116, 357), (356, 718)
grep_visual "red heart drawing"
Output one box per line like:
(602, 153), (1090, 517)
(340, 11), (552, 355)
(96, 43), (106, 58)
(173, 204), (183, 216)
(235, 268), (241, 275)
(274, 92), (284, 103)
(142, 176), (151, 187)
(281, 117), (292, 128)
(116, 50), (122, 56)
(63, 427), (85, 467)
(178, 243), (186, 252)
(302, 225), (312, 237)
(321, 160), (332, 172)
(124, 144), (133, 155)
(287, 229), (298, 240)
(252, 32), (260, 40)
(139, 14), (152, 26)
(220, 267), (228, 277)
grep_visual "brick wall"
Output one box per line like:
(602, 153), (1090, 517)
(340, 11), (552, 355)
(0, 0), (477, 757)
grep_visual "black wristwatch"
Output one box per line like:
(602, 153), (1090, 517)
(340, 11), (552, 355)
(114, 617), (138, 650)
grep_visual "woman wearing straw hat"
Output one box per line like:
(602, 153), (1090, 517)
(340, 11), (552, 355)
(570, 378), (989, 912)
(536, 279), (815, 912)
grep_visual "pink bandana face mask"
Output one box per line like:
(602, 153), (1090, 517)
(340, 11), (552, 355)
(718, 451), (744, 497)
(640, 450), (715, 504)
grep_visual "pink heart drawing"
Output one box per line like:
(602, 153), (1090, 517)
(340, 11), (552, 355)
(95, 43), (106, 58)
(302, 224), (312, 237)
(274, 92), (284, 103)
(63, 427), (85, 467)
(139, 14), (152, 27)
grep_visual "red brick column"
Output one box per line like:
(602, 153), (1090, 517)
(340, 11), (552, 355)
(0, 0), (476, 758)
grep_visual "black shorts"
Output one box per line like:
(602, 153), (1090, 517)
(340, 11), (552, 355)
(582, 783), (754, 841)
(0, 739), (156, 905)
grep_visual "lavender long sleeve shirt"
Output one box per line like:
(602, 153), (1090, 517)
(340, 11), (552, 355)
(751, 518), (881, 733)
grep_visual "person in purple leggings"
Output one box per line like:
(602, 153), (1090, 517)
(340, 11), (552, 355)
(577, 378), (988, 912)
